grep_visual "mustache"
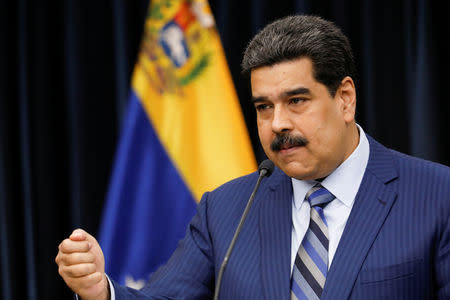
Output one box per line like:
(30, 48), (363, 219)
(270, 134), (309, 151)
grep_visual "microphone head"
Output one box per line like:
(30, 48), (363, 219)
(258, 159), (275, 177)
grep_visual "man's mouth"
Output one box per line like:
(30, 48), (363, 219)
(279, 144), (298, 151)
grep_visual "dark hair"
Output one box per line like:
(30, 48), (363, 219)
(241, 15), (356, 97)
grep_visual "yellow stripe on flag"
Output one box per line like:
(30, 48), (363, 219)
(132, 0), (256, 201)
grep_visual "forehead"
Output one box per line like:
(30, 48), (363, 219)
(250, 58), (318, 98)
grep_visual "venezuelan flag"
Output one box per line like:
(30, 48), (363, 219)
(98, 0), (256, 287)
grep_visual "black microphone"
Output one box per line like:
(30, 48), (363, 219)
(213, 159), (275, 300)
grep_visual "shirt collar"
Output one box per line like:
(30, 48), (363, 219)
(292, 124), (370, 209)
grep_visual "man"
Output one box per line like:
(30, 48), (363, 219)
(56, 15), (450, 299)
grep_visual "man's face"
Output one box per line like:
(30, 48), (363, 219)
(251, 57), (358, 180)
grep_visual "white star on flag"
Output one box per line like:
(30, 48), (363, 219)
(125, 275), (146, 290)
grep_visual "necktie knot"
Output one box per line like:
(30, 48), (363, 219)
(305, 184), (335, 208)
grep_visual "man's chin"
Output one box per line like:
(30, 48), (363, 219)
(271, 159), (315, 180)
(284, 169), (316, 180)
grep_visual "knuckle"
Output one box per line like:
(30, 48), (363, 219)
(65, 266), (75, 277)
(60, 239), (70, 251)
(58, 265), (68, 277)
(56, 253), (67, 265)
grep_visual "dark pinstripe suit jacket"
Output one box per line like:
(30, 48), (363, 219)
(113, 136), (450, 299)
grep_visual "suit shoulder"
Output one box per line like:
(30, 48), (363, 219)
(212, 171), (260, 193)
(388, 149), (450, 200)
(200, 166), (286, 208)
(197, 171), (259, 211)
(367, 134), (448, 178)
(389, 149), (449, 178)
(209, 166), (286, 194)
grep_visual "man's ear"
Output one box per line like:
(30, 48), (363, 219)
(337, 76), (356, 123)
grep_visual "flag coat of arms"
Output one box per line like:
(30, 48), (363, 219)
(99, 0), (256, 287)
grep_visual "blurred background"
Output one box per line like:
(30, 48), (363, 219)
(0, 0), (449, 299)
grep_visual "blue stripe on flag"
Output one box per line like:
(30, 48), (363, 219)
(99, 91), (197, 284)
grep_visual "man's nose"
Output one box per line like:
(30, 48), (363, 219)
(271, 105), (293, 133)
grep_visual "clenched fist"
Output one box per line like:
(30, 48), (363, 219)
(55, 229), (110, 300)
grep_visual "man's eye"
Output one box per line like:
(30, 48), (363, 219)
(255, 104), (270, 111)
(290, 97), (305, 104)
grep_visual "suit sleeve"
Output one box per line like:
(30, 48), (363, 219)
(113, 192), (215, 299)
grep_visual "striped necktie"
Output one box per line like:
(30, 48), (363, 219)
(291, 184), (335, 300)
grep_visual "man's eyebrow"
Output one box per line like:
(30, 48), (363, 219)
(250, 96), (266, 103)
(250, 87), (312, 103)
(283, 87), (311, 96)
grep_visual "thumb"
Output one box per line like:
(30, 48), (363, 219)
(69, 228), (97, 244)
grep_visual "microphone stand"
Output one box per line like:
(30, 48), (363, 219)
(213, 164), (272, 300)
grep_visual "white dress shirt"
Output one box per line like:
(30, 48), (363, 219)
(290, 124), (370, 272)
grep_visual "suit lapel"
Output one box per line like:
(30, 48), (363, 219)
(321, 136), (398, 300)
(259, 169), (292, 300)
